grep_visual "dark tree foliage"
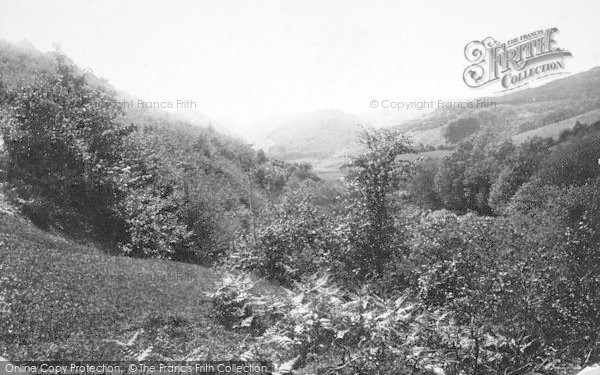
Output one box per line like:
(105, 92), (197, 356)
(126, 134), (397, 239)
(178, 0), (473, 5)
(230, 192), (337, 285)
(488, 137), (552, 214)
(434, 131), (515, 214)
(114, 120), (270, 262)
(504, 178), (600, 358)
(0, 52), (134, 234)
(443, 117), (480, 144)
(0, 49), (317, 262)
(558, 119), (600, 142)
(406, 157), (442, 209)
(537, 133), (600, 187)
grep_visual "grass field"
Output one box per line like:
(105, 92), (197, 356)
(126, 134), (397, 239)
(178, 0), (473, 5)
(397, 149), (453, 161)
(312, 149), (453, 181)
(513, 108), (600, 144)
(0, 208), (256, 361)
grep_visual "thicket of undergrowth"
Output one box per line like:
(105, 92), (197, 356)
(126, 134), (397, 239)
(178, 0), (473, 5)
(0, 49), (319, 264)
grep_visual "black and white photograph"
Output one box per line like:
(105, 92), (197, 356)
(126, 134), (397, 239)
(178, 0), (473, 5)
(0, 0), (600, 374)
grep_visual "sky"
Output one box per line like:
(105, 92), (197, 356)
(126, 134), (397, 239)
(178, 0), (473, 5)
(0, 0), (598, 130)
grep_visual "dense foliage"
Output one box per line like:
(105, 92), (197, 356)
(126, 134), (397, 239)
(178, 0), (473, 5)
(336, 128), (413, 280)
(0, 52), (133, 235)
(0, 49), (321, 264)
(443, 117), (480, 144)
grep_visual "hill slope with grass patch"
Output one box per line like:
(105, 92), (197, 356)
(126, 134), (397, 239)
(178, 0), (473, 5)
(513, 108), (600, 144)
(0, 201), (257, 361)
(396, 67), (600, 146)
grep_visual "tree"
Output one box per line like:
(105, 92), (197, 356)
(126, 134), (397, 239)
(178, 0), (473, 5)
(505, 178), (600, 358)
(443, 117), (480, 144)
(340, 127), (414, 278)
(434, 131), (515, 214)
(0, 51), (134, 232)
(406, 157), (442, 209)
(488, 137), (552, 214)
(256, 148), (267, 164)
(536, 133), (600, 187)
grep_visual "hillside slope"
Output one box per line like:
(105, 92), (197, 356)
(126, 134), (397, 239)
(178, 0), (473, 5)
(255, 68), (600, 179)
(513, 108), (600, 144)
(0, 204), (253, 361)
(255, 109), (367, 162)
(254, 109), (368, 179)
(0, 39), (224, 135)
(398, 67), (600, 146)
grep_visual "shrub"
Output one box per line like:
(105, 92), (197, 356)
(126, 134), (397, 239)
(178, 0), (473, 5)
(488, 137), (552, 214)
(209, 272), (287, 333)
(207, 270), (585, 374)
(18, 196), (53, 229)
(226, 193), (337, 285)
(116, 189), (191, 259)
(0, 51), (134, 237)
(536, 133), (600, 187)
(434, 132), (516, 214)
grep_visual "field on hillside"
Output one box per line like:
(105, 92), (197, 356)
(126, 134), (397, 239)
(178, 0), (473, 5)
(513, 108), (600, 144)
(311, 149), (453, 181)
(0, 209), (258, 361)
(405, 127), (447, 148)
(397, 149), (452, 161)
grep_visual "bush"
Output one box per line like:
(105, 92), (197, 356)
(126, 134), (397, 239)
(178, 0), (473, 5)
(208, 273), (581, 375)
(227, 193), (337, 285)
(406, 194), (600, 369)
(0, 51), (133, 238)
(488, 137), (551, 214)
(214, 274), (422, 373)
(210, 272), (287, 333)
(537, 133), (600, 187)
(19, 196), (53, 229)
(505, 178), (600, 358)
(434, 132), (515, 214)
(116, 188), (192, 259)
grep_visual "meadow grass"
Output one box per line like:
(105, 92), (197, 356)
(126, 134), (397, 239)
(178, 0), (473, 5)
(0, 211), (251, 360)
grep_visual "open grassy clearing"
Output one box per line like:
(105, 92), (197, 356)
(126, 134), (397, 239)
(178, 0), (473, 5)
(0, 209), (259, 361)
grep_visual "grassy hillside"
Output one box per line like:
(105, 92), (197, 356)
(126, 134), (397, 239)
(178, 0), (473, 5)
(312, 148), (452, 181)
(494, 66), (600, 105)
(0, 204), (255, 361)
(256, 67), (600, 180)
(513, 108), (600, 144)
(397, 67), (600, 146)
